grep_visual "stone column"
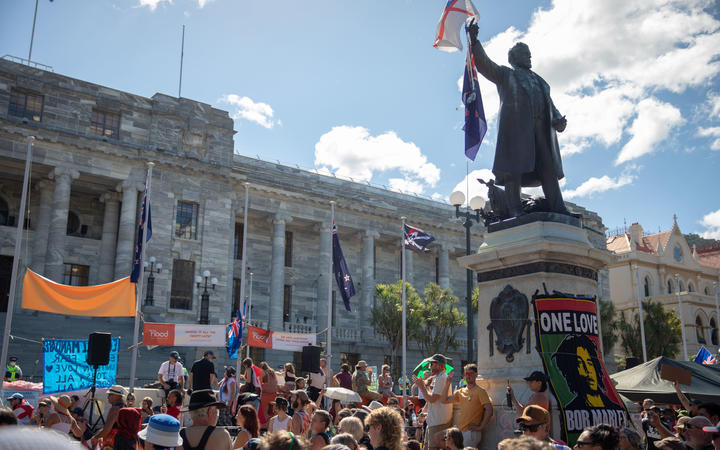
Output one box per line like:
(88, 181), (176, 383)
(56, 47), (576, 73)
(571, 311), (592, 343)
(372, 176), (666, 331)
(362, 231), (379, 326)
(269, 214), (292, 331)
(316, 223), (332, 334)
(658, 267), (666, 294)
(438, 244), (450, 289)
(31, 179), (54, 273)
(44, 167), (79, 282)
(114, 180), (140, 280)
(99, 192), (121, 283)
(404, 248), (414, 287)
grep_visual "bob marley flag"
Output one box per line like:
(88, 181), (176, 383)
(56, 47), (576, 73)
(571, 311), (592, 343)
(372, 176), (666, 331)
(533, 294), (631, 446)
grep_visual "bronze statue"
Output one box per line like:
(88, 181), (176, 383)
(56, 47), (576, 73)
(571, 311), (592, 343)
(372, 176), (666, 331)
(469, 20), (569, 217)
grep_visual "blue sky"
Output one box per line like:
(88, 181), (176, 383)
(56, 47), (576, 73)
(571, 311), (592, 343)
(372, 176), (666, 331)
(2, 0), (719, 238)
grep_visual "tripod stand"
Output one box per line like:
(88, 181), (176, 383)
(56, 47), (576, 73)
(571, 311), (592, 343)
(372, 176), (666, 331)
(81, 365), (105, 437)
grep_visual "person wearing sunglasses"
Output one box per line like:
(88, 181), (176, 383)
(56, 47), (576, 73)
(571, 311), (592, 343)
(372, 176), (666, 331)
(574, 424), (619, 450)
(701, 419), (720, 450)
(516, 405), (570, 450)
(684, 416), (714, 450)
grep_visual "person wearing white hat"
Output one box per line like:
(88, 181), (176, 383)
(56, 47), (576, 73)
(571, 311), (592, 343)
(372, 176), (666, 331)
(90, 385), (127, 446)
(138, 414), (183, 449)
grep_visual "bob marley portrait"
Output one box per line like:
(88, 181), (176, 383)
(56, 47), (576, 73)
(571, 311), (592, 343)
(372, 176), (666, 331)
(551, 333), (622, 411)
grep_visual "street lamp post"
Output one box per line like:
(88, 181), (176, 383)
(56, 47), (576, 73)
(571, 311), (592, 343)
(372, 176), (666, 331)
(450, 191), (486, 363)
(143, 256), (162, 306)
(196, 270), (218, 324)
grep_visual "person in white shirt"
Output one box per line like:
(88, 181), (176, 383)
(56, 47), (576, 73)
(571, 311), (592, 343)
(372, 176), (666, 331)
(158, 351), (184, 397)
(413, 354), (452, 450)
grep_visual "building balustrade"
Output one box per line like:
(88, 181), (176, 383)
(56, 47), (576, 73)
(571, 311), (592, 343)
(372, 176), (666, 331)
(332, 327), (362, 342)
(283, 322), (316, 334)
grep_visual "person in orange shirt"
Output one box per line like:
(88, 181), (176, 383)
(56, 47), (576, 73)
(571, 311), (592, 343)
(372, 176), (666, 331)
(444, 364), (493, 448)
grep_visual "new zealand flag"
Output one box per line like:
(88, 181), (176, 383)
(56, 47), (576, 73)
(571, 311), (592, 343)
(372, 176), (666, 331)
(462, 51), (487, 161)
(404, 223), (435, 253)
(227, 302), (245, 359)
(332, 223), (355, 312)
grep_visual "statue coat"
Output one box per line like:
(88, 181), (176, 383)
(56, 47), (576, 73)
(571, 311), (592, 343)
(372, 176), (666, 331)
(472, 42), (565, 187)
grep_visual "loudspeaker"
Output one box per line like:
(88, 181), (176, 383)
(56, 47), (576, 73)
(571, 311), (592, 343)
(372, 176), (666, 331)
(87, 332), (112, 366)
(625, 357), (640, 370)
(301, 345), (321, 374)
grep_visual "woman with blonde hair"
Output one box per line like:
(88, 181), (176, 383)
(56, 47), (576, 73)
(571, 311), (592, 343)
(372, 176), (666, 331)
(338, 416), (364, 444)
(364, 406), (403, 450)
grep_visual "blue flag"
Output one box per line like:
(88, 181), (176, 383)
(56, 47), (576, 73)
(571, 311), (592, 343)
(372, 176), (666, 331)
(694, 346), (717, 365)
(462, 51), (487, 161)
(227, 301), (245, 359)
(404, 223), (435, 253)
(130, 185), (152, 283)
(332, 223), (355, 312)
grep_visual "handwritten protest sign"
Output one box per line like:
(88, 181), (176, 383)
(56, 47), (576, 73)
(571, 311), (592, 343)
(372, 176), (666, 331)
(43, 338), (119, 394)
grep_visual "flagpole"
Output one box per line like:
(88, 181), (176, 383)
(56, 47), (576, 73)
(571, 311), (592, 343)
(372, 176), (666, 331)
(245, 270), (253, 360)
(239, 182), (250, 372)
(327, 201), (335, 374)
(401, 216), (407, 409)
(129, 161), (154, 393)
(634, 266), (648, 362)
(0, 136), (33, 390)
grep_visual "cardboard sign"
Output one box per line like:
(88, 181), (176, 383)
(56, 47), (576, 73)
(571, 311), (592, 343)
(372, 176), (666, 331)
(143, 323), (226, 347)
(660, 363), (692, 386)
(43, 338), (119, 394)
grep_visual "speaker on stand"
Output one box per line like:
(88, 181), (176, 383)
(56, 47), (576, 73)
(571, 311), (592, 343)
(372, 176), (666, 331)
(301, 345), (321, 374)
(82, 332), (112, 437)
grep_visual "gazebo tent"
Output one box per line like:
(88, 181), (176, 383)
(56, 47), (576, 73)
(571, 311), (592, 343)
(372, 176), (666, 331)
(610, 356), (720, 404)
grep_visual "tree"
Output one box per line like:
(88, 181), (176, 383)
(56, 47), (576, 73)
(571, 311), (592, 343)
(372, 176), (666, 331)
(411, 283), (466, 356)
(618, 300), (682, 359)
(598, 298), (619, 356)
(371, 281), (423, 379)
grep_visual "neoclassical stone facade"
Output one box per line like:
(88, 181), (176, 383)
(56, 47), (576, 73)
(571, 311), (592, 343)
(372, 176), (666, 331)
(0, 58), (607, 383)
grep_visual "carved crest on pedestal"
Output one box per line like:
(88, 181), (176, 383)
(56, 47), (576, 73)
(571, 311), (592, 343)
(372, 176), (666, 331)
(487, 284), (531, 362)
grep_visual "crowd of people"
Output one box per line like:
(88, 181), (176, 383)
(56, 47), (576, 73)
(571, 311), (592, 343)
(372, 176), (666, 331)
(2, 349), (720, 450)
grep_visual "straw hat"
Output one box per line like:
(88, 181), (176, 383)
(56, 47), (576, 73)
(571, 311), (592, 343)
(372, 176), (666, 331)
(50, 395), (72, 415)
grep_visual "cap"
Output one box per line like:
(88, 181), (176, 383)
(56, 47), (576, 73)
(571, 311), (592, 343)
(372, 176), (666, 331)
(181, 389), (226, 412)
(523, 371), (547, 382)
(703, 420), (720, 433)
(107, 385), (128, 397)
(203, 350), (216, 359)
(356, 360), (368, 368)
(9, 356), (17, 362)
(6, 393), (23, 401)
(169, 351), (180, 359)
(517, 405), (550, 426)
(429, 354), (446, 365)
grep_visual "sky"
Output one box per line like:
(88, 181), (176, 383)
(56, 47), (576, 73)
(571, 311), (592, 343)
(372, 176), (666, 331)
(2, 0), (719, 239)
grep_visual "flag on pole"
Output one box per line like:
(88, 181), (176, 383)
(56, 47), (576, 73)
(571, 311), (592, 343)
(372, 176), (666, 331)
(433, 0), (479, 52)
(332, 223), (355, 312)
(227, 302), (245, 359)
(404, 224), (435, 253)
(130, 177), (152, 283)
(463, 52), (487, 161)
(695, 346), (717, 365)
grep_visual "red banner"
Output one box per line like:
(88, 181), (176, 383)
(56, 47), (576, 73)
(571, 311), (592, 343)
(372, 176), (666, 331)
(246, 325), (315, 352)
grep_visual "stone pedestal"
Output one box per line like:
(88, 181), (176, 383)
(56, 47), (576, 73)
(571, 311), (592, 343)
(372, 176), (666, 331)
(458, 214), (611, 447)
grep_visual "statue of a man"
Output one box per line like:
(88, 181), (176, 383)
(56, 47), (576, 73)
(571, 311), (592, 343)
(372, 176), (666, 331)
(469, 20), (569, 216)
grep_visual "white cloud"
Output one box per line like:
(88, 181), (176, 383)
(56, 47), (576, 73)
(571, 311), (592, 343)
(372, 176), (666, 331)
(137, 0), (171, 10)
(697, 127), (720, 150)
(562, 174), (634, 199)
(615, 98), (684, 165)
(450, 169), (495, 203)
(700, 208), (720, 239)
(314, 126), (440, 193)
(431, 192), (446, 202)
(219, 94), (277, 129)
(709, 93), (720, 119)
(465, 0), (720, 161)
(197, 0), (213, 7)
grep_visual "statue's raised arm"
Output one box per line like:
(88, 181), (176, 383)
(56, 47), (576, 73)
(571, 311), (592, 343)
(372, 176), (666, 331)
(467, 19), (503, 85)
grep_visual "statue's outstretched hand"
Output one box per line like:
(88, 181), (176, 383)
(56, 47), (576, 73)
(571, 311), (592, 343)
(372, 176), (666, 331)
(553, 116), (567, 132)
(466, 17), (479, 43)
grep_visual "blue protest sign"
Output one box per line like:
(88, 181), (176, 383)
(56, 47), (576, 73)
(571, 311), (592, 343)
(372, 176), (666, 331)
(42, 338), (119, 394)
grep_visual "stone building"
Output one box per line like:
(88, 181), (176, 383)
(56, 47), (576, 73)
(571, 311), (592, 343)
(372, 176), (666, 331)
(606, 217), (720, 360)
(0, 58), (607, 384)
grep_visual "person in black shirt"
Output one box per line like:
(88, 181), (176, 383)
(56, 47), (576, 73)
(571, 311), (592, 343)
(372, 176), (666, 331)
(188, 350), (218, 392)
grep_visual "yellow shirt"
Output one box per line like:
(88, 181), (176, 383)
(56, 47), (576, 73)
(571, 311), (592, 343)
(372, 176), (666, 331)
(454, 384), (491, 432)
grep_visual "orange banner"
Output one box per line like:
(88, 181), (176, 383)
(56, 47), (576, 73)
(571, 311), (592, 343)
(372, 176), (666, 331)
(21, 269), (135, 317)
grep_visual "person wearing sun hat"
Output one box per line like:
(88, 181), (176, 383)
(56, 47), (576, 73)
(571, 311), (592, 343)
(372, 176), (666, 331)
(179, 389), (232, 449)
(45, 394), (79, 435)
(90, 385), (127, 445)
(138, 413), (183, 449)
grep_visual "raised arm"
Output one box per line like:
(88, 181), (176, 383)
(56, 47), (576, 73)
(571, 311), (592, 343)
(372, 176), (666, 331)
(673, 381), (691, 412)
(468, 19), (503, 85)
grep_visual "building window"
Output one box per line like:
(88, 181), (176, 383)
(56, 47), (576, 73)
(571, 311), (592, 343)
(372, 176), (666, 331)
(63, 264), (89, 286)
(696, 316), (706, 344)
(170, 259), (195, 310)
(0, 197), (8, 226)
(711, 318), (718, 346)
(705, 287), (711, 296)
(435, 257), (440, 284)
(644, 276), (651, 297)
(9, 89), (43, 122)
(679, 280), (685, 292)
(175, 201), (199, 240)
(90, 109), (120, 139)
(667, 279), (674, 294)
(284, 231), (293, 267)
(66, 211), (80, 235)
(234, 223), (244, 260)
(688, 282), (695, 293)
(283, 285), (292, 323)
(231, 277), (242, 320)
